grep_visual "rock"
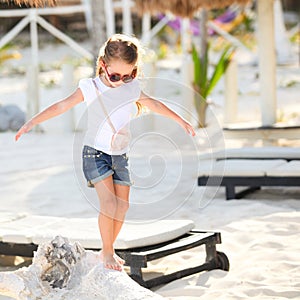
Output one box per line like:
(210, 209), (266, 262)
(3, 105), (26, 131)
(41, 236), (85, 289)
(0, 236), (165, 300)
(0, 109), (10, 132)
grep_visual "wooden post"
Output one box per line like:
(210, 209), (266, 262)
(29, 9), (40, 132)
(181, 18), (193, 122)
(142, 13), (151, 46)
(142, 13), (155, 131)
(105, 0), (115, 37)
(274, 0), (295, 64)
(82, 0), (93, 33)
(122, 0), (132, 35)
(224, 59), (238, 125)
(257, 0), (277, 126)
(62, 64), (75, 132)
(26, 65), (38, 121)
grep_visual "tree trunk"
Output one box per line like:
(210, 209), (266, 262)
(199, 9), (208, 65)
(91, 0), (107, 70)
(193, 85), (208, 128)
(197, 100), (208, 128)
(197, 8), (208, 128)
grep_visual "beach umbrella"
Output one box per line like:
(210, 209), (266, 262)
(136, 0), (251, 18)
(3, 0), (57, 6)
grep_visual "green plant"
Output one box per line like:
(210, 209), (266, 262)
(192, 43), (235, 99)
(192, 43), (235, 127)
(0, 45), (21, 66)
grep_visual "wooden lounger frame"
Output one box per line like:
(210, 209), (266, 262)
(0, 230), (229, 288)
(198, 156), (300, 200)
(198, 175), (300, 200)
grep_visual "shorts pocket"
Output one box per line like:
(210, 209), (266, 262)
(83, 146), (103, 159)
(82, 146), (102, 181)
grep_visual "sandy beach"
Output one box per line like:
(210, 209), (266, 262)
(0, 39), (300, 299)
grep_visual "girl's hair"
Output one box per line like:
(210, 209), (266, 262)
(95, 34), (144, 116)
(95, 34), (142, 77)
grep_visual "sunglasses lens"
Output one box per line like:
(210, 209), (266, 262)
(109, 74), (121, 82)
(122, 76), (133, 83)
(104, 65), (137, 84)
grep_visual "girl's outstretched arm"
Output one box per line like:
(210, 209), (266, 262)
(15, 88), (84, 141)
(137, 91), (196, 136)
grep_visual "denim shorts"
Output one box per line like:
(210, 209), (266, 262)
(82, 145), (132, 187)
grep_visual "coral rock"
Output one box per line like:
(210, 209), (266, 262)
(0, 236), (164, 300)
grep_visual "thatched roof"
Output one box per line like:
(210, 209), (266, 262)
(2, 0), (57, 7)
(136, 0), (251, 18)
(4, 0), (251, 14)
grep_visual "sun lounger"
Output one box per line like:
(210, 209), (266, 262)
(198, 147), (300, 200)
(198, 146), (300, 161)
(223, 124), (300, 141)
(0, 213), (229, 288)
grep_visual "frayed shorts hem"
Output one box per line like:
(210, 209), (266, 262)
(89, 170), (114, 186)
(113, 179), (132, 187)
(88, 171), (132, 187)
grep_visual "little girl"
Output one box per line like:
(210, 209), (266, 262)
(16, 33), (195, 271)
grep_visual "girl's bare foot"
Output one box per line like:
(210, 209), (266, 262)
(104, 253), (122, 271)
(99, 250), (122, 271)
(99, 250), (125, 265)
(114, 253), (125, 265)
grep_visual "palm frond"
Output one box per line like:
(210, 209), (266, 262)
(205, 46), (235, 97)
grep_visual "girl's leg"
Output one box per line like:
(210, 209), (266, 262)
(94, 176), (122, 271)
(111, 183), (130, 265)
(113, 183), (130, 242)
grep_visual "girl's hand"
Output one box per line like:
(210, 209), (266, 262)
(180, 119), (196, 136)
(15, 120), (34, 141)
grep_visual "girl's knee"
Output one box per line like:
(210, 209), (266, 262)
(117, 199), (129, 214)
(101, 197), (117, 215)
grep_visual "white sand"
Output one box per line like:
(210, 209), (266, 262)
(0, 42), (300, 299)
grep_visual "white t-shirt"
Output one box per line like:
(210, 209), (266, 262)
(78, 76), (141, 155)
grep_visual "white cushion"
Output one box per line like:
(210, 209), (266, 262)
(0, 214), (194, 250)
(0, 215), (64, 243)
(34, 218), (195, 249)
(0, 212), (27, 224)
(198, 159), (286, 177)
(198, 147), (300, 160)
(115, 219), (194, 249)
(266, 161), (300, 176)
(32, 218), (101, 248)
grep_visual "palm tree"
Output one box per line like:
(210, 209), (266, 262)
(192, 43), (235, 127)
(137, 0), (247, 127)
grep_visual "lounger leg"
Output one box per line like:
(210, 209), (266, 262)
(129, 266), (145, 286)
(205, 243), (216, 260)
(225, 185), (235, 200)
(205, 240), (230, 271)
(205, 242), (217, 270)
(235, 186), (261, 199)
